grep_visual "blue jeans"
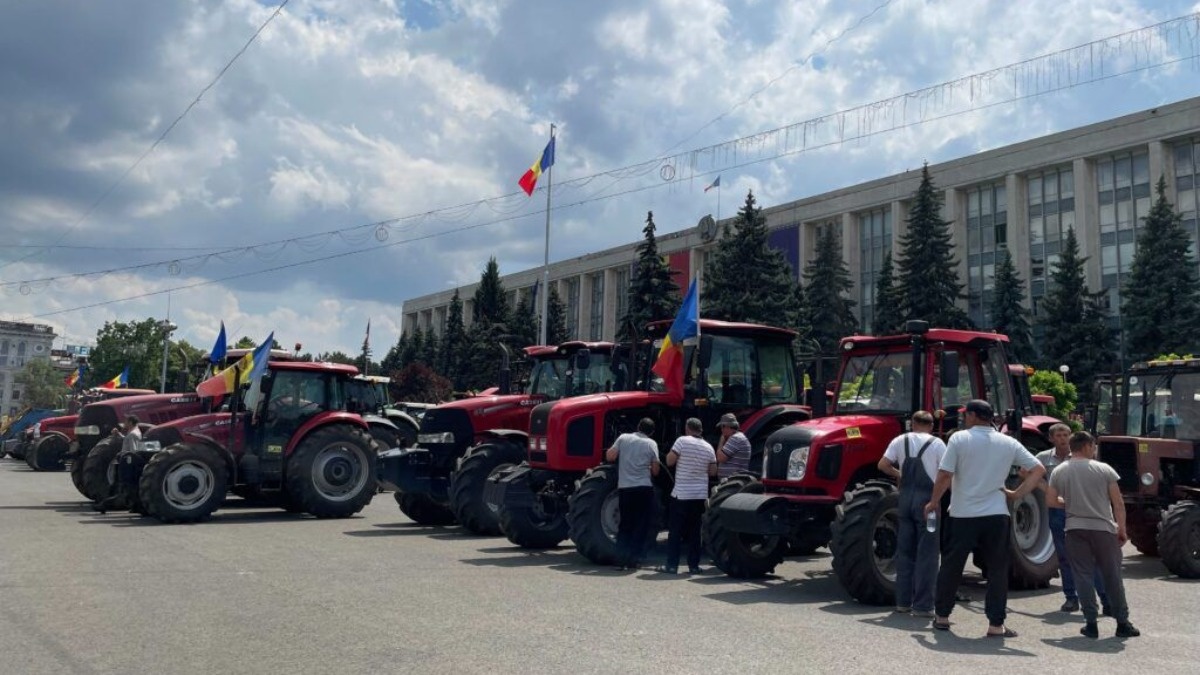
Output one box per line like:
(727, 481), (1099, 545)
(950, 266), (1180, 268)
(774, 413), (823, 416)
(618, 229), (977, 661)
(1049, 508), (1107, 603)
(895, 495), (939, 611)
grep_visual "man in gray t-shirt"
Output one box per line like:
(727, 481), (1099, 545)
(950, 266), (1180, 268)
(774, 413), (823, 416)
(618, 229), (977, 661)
(605, 418), (660, 569)
(1047, 431), (1139, 639)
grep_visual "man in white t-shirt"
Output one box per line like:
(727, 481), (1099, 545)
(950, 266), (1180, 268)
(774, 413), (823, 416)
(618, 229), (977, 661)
(877, 410), (946, 616)
(662, 418), (717, 574)
(924, 399), (1044, 638)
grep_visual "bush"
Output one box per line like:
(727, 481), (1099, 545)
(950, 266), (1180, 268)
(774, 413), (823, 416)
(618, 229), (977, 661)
(1029, 370), (1078, 425)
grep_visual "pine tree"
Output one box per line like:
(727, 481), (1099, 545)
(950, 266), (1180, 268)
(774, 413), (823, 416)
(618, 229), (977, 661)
(509, 293), (538, 348)
(473, 257), (510, 329)
(1121, 177), (1200, 361)
(420, 330), (439, 367)
(989, 248), (1036, 363)
(703, 190), (800, 325)
(621, 211), (680, 338)
(1037, 228), (1116, 394)
(802, 226), (859, 356)
(405, 328), (425, 366)
(895, 164), (971, 328)
(546, 285), (569, 345)
(872, 251), (905, 335)
(437, 290), (469, 387)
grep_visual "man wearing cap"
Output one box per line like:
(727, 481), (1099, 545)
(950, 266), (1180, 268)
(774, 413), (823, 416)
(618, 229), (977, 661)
(715, 413), (752, 479)
(924, 399), (1045, 638)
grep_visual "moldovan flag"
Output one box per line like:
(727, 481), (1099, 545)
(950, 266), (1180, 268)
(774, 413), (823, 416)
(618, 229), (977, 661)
(196, 333), (273, 398)
(98, 366), (129, 390)
(651, 278), (699, 394)
(64, 365), (85, 388)
(208, 321), (228, 365)
(518, 137), (555, 196)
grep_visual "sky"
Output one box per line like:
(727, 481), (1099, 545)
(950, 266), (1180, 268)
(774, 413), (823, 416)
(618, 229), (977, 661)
(1, 0), (1199, 356)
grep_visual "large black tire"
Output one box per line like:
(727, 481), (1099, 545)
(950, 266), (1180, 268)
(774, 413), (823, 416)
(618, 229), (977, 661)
(499, 468), (570, 549)
(450, 441), (525, 536)
(368, 425), (402, 453)
(10, 439), (29, 461)
(830, 480), (899, 605)
(1006, 481), (1056, 590)
(703, 474), (787, 578)
(395, 421), (417, 449)
(1128, 509), (1161, 557)
(139, 444), (227, 523)
(1158, 500), (1200, 579)
(80, 437), (123, 503)
(285, 425), (377, 518)
(567, 465), (625, 565)
(396, 491), (456, 525)
(70, 450), (88, 495)
(27, 435), (68, 471)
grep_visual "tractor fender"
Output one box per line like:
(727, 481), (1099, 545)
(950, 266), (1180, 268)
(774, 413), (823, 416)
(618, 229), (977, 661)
(477, 428), (530, 444)
(40, 430), (72, 444)
(182, 438), (237, 483)
(742, 405), (812, 442)
(284, 413), (369, 456)
(383, 409), (420, 434)
(363, 415), (399, 432)
(713, 492), (793, 535)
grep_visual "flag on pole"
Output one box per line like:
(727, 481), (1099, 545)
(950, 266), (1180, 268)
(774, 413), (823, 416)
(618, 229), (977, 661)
(651, 279), (700, 394)
(196, 333), (273, 398)
(704, 175), (721, 192)
(518, 137), (556, 196)
(99, 366), (130, 390)
(209, 321), (228, 365)
(64, 365), (85, 388)
(362, 319), (371, 353)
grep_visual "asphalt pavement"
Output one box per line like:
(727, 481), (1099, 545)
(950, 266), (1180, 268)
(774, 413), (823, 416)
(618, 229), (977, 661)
(0, 459), (1196, 675)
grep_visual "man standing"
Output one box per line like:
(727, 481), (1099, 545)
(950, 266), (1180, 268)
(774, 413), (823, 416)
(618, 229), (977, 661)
(1047, 431), (1140, 639)
(119, 415), (142, 454)
(1037, 423), (1108, 613)
(715, 413), (752, 478)
(662, 418), (717, 574)
(605, 418), (661, 570)
(925, 400), (1045, 638)
(877, 410), (946, 617)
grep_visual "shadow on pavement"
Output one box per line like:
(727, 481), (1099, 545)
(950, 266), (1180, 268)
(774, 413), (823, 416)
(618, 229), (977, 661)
(73, 509), (325, 527)
(910, 631), (1036, 656)
(0, 502), (92, 511)
(343, 522), (456, 537)
(1040, 636), (1127, 653)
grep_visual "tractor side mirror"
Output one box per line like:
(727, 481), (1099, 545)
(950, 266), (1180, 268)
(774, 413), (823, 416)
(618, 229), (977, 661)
(941, 352), (960, 389)
(697, 335), (714, 370)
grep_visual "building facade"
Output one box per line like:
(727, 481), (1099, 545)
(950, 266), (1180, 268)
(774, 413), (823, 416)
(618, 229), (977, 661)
(403, 98), (1200, 348)
(0, 321), (57, 417)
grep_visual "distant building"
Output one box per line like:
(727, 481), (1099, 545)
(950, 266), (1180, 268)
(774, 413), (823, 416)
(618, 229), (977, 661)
(0, 321), (58, 416)
(402, 98), (1200, 356)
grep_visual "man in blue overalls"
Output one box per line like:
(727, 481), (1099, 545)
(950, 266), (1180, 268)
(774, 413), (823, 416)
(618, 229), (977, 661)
(878, 410), (947, 616)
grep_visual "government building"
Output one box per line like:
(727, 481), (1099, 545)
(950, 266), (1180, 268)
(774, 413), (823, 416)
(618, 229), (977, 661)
(402, 98), (1200, 349)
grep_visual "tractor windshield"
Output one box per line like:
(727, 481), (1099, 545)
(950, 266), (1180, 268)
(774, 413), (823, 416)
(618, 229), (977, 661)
(835, 351), (913, 414)
(1126, 369), (1200, 440)
(526, 352), (616, 398)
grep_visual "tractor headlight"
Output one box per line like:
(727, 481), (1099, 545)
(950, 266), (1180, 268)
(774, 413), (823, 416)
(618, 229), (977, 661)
(32, 423), (41, 439)
(1140, 472), (1155, 487)
(417, 432), (455, 444)
(786, 446), (810, 481)
(75, 425), (100, 436)
(141, 441), (161, 453)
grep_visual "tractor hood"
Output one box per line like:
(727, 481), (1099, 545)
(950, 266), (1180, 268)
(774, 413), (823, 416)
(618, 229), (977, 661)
(143, 412), (235, 451)
(36, 414), (79, 436)
(763, 414), (902, 483)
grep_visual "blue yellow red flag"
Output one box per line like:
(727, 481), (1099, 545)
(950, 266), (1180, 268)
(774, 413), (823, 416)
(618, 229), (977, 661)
(518, 137), (556, 196)
(651, 279), (700, 393)
(196, 333), (273, 398)
(98, 365), (129, 390)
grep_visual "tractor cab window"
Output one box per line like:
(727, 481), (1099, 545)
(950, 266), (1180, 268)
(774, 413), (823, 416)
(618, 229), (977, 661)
(702, 335), (757, 406)
(1129, 370), (1200, 439)
(266, 371), (331, 425)
(528, 358), (567, 398)
(980, 348), (1014, 419)
(938, 352), (975, 411)
(759, 342), (797, 404)
(835, 350), (914, 413)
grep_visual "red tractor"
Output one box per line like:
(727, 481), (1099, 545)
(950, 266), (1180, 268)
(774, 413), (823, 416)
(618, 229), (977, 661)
(111, 361), (380, 523)
(1094, 358), (1200, 577)
(488, 319), (815, 563)
(23, 388), (156, 471)
(703, 322), (1060, 605)
(379, 341), (621, 533)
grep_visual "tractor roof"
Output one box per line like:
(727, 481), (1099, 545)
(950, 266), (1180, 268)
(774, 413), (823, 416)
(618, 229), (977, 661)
(1131, 358), (1200, 372)
(355, 375), (392, 384)
(269, 361), (360, 376)
(842, 328), (1010, 350)
(215, 348), (299, 362)
(83, 388), (158, 398)
(524, 341), (617, 358)
(645, 319), (797, 341)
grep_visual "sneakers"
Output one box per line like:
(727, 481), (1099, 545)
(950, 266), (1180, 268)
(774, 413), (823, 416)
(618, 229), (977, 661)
(894, 606), (912, 614)
(658, 565), (678, 574)
(912, 609), (935, 618)
(1102, 604), (1114, 617)
(1080, 622), (1099, 639)
(687, 566), (703, 575)
(1060, 599), (1080, 612)
(1115, 622), (1141, 638)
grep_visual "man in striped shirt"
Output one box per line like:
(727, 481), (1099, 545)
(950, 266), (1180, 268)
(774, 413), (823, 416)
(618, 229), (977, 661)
(716, 413), (752, 478)
(662, 418), (717, 574)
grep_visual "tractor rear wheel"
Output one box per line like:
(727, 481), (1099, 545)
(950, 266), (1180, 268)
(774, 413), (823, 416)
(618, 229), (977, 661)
(139, 444), (227, 523)
(703, 474), (786, 578)
(28, 435), (68, 471)
(830, 480), (899, 605)
(395, 492), (456, 525)
(1158, 500), (1200, 579)
(285, 425), (377, 518)
(80, 437), (123, 503)
(1127, 510), (1160, 557)
(450, 440), (525, 536)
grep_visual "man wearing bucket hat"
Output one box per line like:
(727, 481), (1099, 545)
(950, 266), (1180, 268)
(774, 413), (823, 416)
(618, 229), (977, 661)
(715, 413), (752, 479)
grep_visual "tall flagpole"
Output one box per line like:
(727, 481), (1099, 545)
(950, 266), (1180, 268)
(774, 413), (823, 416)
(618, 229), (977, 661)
(717, 181), (721, 222)
(538, 124), (555, 346)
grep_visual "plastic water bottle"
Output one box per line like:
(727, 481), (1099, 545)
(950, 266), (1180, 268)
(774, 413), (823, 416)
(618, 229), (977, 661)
(926, 511), (938, 533)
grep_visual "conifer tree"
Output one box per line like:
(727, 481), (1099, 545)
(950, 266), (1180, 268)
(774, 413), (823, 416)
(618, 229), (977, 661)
(1121, 177), (1200, 361)
(405, 328), (426, 366)
(1037, 228), (1116, 394)
(473, 257), (510, 328)
(801, 226), (858, 356)
(872, 251), (905, 335)
(381, 333), (408, 374)
(420, 330), (439, 366)
(509, 292), (538, 349)
(546, 285), (569, 346)
(989, 248), (1036, 363)
(703, 190), (800, 325)
(895, 164), (971, 328)
(621, 211), (680, 338)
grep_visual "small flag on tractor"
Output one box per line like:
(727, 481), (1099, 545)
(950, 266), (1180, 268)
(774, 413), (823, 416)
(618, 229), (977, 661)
(64, 364), (85, 388)
(98, 366), (129, 390)
(209, 321), (228, 365)
(651, 278), (699, 394)
(197, 333), (273, 398)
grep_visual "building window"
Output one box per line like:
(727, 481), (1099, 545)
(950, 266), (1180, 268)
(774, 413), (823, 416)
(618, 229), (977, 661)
(1097, 150), (1151, 322)
(589, 273), (605, 341)
(858, 208), (892, 332)
(565, 277), (580, 340)
(1175, 139), (1199, 259)
(11, 390), (20, 401)
(965, 183), (1008, 328)
(613, 267), (630, 328)
(1027, 166), (1075, 325)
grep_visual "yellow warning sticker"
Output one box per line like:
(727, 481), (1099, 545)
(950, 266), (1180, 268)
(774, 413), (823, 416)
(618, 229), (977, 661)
(267, 445), (283, 455)
(1138, 443), (1149, 454)
(846, 427), (862, 439)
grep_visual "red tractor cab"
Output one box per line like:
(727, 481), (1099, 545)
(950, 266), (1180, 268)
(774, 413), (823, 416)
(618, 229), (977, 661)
(704, 321), (1058, 604)
(488, 319), (814, 563)
(378, 341), (622, 532)
(23, 388), (156, 471)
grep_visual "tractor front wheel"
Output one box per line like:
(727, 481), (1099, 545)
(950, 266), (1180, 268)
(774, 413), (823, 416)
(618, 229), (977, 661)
(830, 480), (899, 605)
(27, 435), (68, 471)
(450, 441), (525, 536)
(1158, 500), (1200, 579)
(395, 492), (456, 525)
(568, 465), (634, 565)
(285, 425), (377, 518)
(139, 444), (227, 523)
(1127, 509), (1160, 557)
(702, 474), (786, 578)
(80, 437), (123, 503)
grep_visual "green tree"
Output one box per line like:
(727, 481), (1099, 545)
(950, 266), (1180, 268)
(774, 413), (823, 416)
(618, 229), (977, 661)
(389, 362), (453, 403)
(473, 257), (510, 328)
(703, 190), (800, 325)
(546, 285), (569, 346)
(622, 211), (680, 338)
(381, 333), (408, 374)
(317, 351), (357, 366)
(872, 251), (905, 336)
(404, 328), (426, 366)
(1121, 177), (1200, 362)
(167, 339), (207, 392)
(420, 330), (440, 367)
(234, 336), (256, 349)
(1028, 369), (1079, 424)
(801, 226), (858, 356)
(990, 248), (1035, 363)
(438, 290), (470, 388)
(89, 318), (173, 390)
(14, 358), (68, 408)
(509, 292), (538, 349)
(1037, 228), (1116, 397)
(895, 164), (970, 328)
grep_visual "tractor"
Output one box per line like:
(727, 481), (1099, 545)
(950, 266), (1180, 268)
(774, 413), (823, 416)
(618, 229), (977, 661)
(2, 407), (60, 459)
(487, 319), (814, 563)
(703, 321), (1060, 605)
(378, 341), (621, 533)
(1094, 358), (1200, 577)
(111, 361), (381, 523)
(23, 388), (156, 471)
(345, 374), (421, 449)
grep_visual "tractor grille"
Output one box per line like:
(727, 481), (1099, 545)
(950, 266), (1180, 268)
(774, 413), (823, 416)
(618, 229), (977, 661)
(75, 405), (118, 454)
(418, 408), (473, 457)
(529, 403), (552, 436)
(1098, 439), (1139, 492)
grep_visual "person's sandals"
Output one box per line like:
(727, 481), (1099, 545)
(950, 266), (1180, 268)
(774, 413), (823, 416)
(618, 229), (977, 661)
(932, 619), (952, 631)
(986, 627), (1018, 638)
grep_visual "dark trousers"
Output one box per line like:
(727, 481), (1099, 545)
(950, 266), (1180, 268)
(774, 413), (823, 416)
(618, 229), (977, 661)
(666, 498), (705, 570)
(1049, 508), (1107, 603)
(1065, 529), (1130, 623)
(935, 515), (1011, 627)
(616, 486), (656, 566)
(895, 493), (939, 611)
